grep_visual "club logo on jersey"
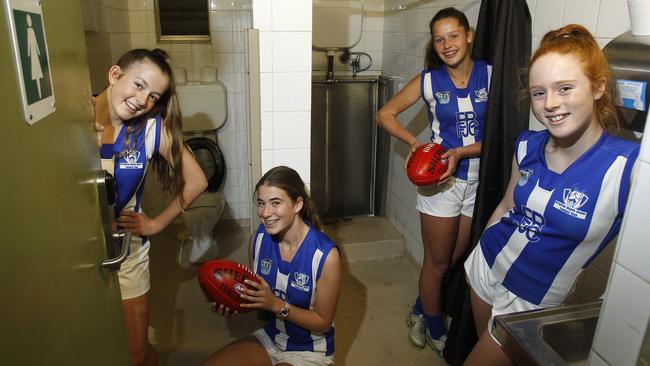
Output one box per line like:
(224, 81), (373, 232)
(435, 91), (450, 104)
(514, 205), (545, 242)
(553, 188), (589, 219)
(456, 111), (479, 137)
(290, 272), (310, 292)
(119, 150), (143, 169)
(518, 169), (533, 186)
(260, 259), (272, 275)
(474, 88), (488, 103)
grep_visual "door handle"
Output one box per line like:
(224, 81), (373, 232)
(102, 230), (131, 269)
(95, 170), (131, 270)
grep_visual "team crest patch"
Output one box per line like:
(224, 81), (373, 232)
(518, 169), (533, 186)
(260, 259), (272, 275)
(119, 150), (143, 169)
(474, 88), (488, 103)
(290, 272), (310, 292)
(435, 91), (450, 104)
(553, 188), (589, 219)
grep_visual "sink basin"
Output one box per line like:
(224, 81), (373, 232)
(493, 301), (601, 366)
(541, 316), (598, 365)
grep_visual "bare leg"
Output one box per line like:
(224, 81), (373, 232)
(123, 293), (157, 366)
(465, 288), (514, 365)
(451, 214), (473, 267)
(464, 330), (514, 366)
(469, 288), (491, 336)
(201, 335), (273, 366)
(419, 213), (459, 316)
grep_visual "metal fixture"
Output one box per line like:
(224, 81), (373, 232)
(603, 31), (650, 133)
(339, 49), (372, 78)
(326, 50), (336, 81)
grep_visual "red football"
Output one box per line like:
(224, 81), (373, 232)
(198, 259), (260, 313)
(406, 143), (448, 186)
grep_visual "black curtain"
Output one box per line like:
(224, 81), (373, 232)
(441, 1), (532, 364)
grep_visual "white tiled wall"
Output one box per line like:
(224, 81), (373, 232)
(82, 0), (252, 220)
(312, 0), (385, 75)
(380, 0), (634, 269)
(378, 0), (649, 363)
(380, 0), (482, 265)
(81, 0), (131, 92)
(591, 146), (650, 365)
(527, 0), (632, 130)
(253, 0), (312, 184)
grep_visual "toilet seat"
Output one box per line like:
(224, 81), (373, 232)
(186, 137), (226, 192)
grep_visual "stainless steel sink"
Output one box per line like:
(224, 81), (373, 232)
(493, 301), (602, 366)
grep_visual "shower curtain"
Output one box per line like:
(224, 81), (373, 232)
(442, 0), (532, 364)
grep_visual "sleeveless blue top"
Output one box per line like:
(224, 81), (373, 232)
(252, 223), (338, 356)
(480, 130), (639, 306)
(421, 60), (492, 181)
(100, 115), (162, 216)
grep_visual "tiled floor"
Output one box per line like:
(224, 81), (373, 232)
(148, 217), (448, 365)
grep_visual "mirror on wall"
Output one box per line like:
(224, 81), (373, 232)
(154, 0), (210, 41)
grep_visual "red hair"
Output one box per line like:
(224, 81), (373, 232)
(528, 24), (618, 131)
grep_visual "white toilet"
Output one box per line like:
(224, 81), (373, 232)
(176, 81), (228, 265)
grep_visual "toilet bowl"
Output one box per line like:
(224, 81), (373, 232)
(176, 81), (228, 265)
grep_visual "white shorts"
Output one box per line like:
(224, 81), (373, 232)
(416, 177), (478, 218)
(118, 235), (151, 300)
(253, 329), (334, 366)
(464, 245), (543, 343)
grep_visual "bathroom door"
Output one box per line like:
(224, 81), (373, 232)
(0, 1), (130, 365)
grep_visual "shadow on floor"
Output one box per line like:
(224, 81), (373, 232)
(147, 219), (442, 366)
(333, 263), (366, 364)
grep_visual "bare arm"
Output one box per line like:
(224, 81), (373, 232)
(279, 248), (341, 333)
(376, 74), (423, 149)
(241, 247), (342, 334)
(484, 156), (520, 229)
(117, 123), (208, 236)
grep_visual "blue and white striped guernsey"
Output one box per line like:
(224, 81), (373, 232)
(252, 223), (338, 356)
(480, 130), (639, 306)
(421, 60), (492, 181)
(100, 115), (162, 217)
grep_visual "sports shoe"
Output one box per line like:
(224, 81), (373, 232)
(426, 328), (447, 356)
(405, 310), (427, 349)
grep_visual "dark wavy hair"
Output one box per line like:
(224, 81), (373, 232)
(255, 166), (322, 231)
(424, 7), (471, 70)
(523, 24), (619, 132)
(115, 48), (187, 206)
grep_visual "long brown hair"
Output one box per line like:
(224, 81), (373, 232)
(114, 48), (187, 205)
(255, 166), (322, 231)
(424, 7), (471, 70)
(525, 24), (619, 132)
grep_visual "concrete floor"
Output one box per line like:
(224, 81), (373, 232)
(148, 217), (448, 365)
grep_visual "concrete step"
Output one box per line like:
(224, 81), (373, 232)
(322, 216), (405, 263)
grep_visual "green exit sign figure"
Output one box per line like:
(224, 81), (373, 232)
(5, 0), (55, 125)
